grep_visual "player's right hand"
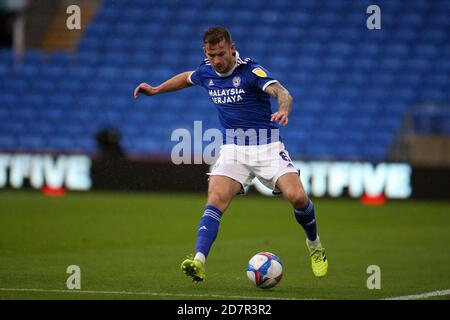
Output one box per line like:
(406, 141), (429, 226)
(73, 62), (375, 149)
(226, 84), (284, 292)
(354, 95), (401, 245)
(134, 82), (158, 98)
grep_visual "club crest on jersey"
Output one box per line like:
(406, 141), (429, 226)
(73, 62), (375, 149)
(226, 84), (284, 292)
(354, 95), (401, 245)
(232, 76), (241, 88)
(252, 67), (267, 78)
(208, 79), (214, 86)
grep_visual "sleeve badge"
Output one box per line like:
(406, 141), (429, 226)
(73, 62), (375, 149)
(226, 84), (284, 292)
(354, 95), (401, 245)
(252, 67), (268, 78)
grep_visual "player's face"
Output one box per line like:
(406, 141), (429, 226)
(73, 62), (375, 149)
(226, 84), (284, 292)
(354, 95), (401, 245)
(204, 40), (236, 73)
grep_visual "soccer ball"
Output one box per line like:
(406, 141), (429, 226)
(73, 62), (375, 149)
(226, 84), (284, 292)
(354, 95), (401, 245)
(246, 252), (283, 289)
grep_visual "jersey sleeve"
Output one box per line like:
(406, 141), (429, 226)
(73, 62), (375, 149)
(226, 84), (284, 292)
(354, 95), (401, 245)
(187, 68), (202, 86)
(248, 64), (279, 91)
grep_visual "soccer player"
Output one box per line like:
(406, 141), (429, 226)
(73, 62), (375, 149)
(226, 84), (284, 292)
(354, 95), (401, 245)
(134, 27), (328, 281)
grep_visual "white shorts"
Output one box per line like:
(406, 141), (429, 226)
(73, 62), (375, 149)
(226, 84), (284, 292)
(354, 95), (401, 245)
(208, 141), (299, 194)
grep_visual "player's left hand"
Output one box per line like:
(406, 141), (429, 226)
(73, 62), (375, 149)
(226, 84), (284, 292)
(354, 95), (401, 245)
(271, 111), (289, 127)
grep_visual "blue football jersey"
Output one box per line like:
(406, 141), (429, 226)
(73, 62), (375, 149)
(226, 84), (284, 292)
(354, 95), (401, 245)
(188, 52), (280, 145)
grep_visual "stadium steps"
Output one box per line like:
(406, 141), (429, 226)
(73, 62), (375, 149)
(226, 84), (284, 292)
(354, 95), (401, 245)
(40, 0), (101, 52)
(23, 0), (60, 49)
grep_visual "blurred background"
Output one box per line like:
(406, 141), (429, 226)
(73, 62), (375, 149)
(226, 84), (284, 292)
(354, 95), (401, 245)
(0, 0), (449, 195)
(1, 0), (450, 301)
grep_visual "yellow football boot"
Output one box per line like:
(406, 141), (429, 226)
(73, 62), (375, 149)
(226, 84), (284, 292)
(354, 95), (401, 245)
(181, 255), (206, 282)
(306, 239), (328, 278)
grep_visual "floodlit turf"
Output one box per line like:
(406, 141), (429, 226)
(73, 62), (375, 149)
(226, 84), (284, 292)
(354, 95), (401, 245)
(1, 191), (450, 300)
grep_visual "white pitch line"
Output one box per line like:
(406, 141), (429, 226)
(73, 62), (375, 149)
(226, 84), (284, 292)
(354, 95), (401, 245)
(3, 287), (450, 300)
(383, 289), (450, 300)
(0, 287), (308, 300)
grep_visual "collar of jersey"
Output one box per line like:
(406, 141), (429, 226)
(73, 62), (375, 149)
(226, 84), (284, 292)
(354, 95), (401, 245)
(213, 51), (244, 77)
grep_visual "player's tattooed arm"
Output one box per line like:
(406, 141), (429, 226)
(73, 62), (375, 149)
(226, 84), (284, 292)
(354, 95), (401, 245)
(264, 82), (293, 127)
(134, 71), (193, 98)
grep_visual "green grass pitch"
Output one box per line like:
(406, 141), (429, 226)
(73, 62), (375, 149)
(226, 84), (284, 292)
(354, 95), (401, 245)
(1, 191), (449, 300)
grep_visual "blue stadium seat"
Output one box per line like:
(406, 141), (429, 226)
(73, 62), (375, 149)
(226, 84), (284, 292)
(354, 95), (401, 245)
(49, 51), (73, 66)
(22, 49), (47, 65)
(77, 37), (101, 51)
(48, 94), (74, 108)
(361, 145), (388, 161)
(74, 51), (98, 66)
(76, 137), (97, 153)
(0, 49), (14, 66)
(57, 78), (85, 93)
(18, 136), (45, 150)
(0, 136), (16, 149)
(27, 122), (54, 135)
(43, 65), (66, 79)
(0, 122), (27, 135)
(0, 92), (19, 107)
(66, 66), (93, 79)
(47, 136), (75, 151)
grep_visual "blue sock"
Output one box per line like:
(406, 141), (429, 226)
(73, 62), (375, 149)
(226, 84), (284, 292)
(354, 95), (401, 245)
(294, 199), (318, 241)
(195, 205), (223, 259)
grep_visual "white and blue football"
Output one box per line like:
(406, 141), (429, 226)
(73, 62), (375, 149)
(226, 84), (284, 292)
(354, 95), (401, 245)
(246, 252), (283, 289)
